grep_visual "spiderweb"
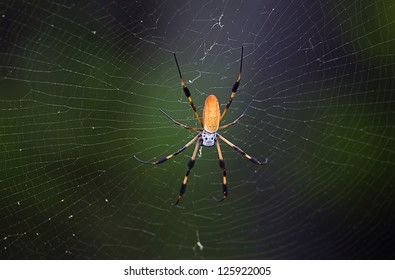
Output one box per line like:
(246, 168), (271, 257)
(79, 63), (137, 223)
(1, 0), (394, 260)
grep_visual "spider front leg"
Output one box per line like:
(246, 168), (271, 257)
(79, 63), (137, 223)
(220, 46), (244, 121)
(174, 53), (203, 127)
(176, 137), (201, 205)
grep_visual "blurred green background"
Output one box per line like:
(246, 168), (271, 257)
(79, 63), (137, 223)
(1, 0), (394, 259)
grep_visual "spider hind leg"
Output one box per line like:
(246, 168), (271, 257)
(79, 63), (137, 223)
(175, 140), (200, 205)
(212, 140), (228, 202)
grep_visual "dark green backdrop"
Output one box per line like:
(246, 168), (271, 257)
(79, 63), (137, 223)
(1, 0), (394, 259)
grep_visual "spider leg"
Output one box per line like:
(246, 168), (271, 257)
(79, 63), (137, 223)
(220, 46), (244, 121)
(218, 99), (253, 130)
(212, 140), (228, 202)
(159, 109), (202, 132)
(175, 138), (201, 205)
(174, 53), (203, 127)
(134, 135), (199, 165)
(217, 133), (268, 165)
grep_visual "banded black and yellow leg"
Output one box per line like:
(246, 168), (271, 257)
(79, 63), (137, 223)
(220, 46), (244, 121)
(217, 133), (268, 165)
(175, 139), (201, 205)
(214, 140), (228, 202)
(173, 53), (203, 127)
(134, 135), (199, 165)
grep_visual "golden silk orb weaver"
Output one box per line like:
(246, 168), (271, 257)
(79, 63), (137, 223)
(134, 46), (268, 205)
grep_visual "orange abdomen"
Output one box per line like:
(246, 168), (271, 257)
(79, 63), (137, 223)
(203, 94), (220, 133)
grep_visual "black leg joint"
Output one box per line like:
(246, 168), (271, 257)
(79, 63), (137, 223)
(175, 183), (187, 205)
(233, 145), (246, 156)
(170, 147), (186, 158)
(188, 159), (195, 169)
(250, 157), (260, 165)
(179, 183), (186, 195)
(222, 184), (228, 197)
(156, 157), (167, 164)
(183, 86), (191, 97)
(219, 159), (226, 170)
(232, 81), (240, 93)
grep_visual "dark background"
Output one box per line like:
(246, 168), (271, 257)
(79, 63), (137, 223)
(0, 0), (394, 259)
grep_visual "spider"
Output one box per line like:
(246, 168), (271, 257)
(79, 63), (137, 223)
(134, 46), (268, 204)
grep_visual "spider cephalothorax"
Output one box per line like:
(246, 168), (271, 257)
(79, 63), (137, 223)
(135, 46), (268, 205)
(201, 131), (216, 147)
